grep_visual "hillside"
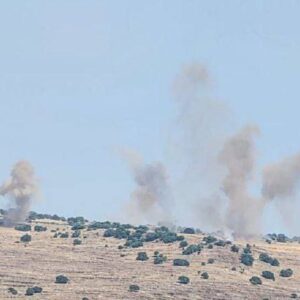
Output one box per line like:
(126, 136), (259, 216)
(0, 216), (299, 299)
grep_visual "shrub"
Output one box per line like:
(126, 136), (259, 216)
(178, 275), (190, 284)
(249, 276), (262, 285)
(203, 235), (217, 244)
(8, 288), (17, 295)
(277, 234), (288, 243)
(262, 271), (275, 281)
(183, 228), (195, 234)
(32, 286), (42, 293)
(25, 288), (35, 296)
(259, 253), (280, 266)
(88, 221), (111, 230)
(114, 228), (130, 239)
(129, 284), (140, 292)
(144, 232), (159, 242)
(103, 228), (115, 237)
(240, 253), (254, 266)
(34, 225), (47, 232)
(182, 244), (201, 255)
(173, 259), (189, 267)
(291, 293), (298, 299)
(243, 244), (252, 254)
(179, 240), (188, 248)
(15, 224), (31, 232)
(72, 230), (81, 238)
(231, 245), (239, 253)
(214, 240), (226, 247)
(207, 244), (213, 249)
(136, 252), (149, 261)
(55, 275), (69, 284)
(20, 234), (31, 243)
(280, 268), (293, 278)
(73, 239), (82, 245)
(154, 250), (159, 256)
(201, 272), (209, 279)
(67, 216), (85, 226)
(71, 223), (85, 230)
(208, 258), (215, 264)
(124, 239), (143, 248)
(201, 262), (206, 266)
(160, 232), (178, 244)
(154, 255), (167, 264)
(60, 232), (69, 238)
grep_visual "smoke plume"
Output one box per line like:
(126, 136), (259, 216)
(121, 149), (172, 224)
(0, 160), (38, 225)
(219, 126), (260, 235)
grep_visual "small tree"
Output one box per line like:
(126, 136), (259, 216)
(136, 252), (149, 261)
(129, 284), (140, 292)
(280, 268), (293, 278)
(262, 271), (275, 281)
(20, 234), (31, 243)
(55, 275), (69, 284)
(178, 276), (190, 284)
(173, 259), (189, 267)
(249, 276), (262, 285)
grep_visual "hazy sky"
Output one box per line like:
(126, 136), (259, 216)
(1, 1), (300, 232)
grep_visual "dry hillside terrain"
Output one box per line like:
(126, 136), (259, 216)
(0, 218), (299, 300)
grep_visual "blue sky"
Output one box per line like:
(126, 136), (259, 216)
(0, 1), (300, 231)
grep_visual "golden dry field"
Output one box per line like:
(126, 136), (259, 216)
(0, 220), (299, 300)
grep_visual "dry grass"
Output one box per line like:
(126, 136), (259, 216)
(0, 220), (299, 299)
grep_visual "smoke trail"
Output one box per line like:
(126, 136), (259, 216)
(262, 153), (300, 201)
(0, 160), (38, 225)
(121, 149), (172, 224)
(219, 126), (260, 235)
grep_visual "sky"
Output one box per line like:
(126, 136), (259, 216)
(0, 1), (300, 233)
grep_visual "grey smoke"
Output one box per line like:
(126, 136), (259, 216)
(0, 160), (38, 225)
(219, 126), (260, 235)
(121, 149), (172, 224)
(262, 153), (300, 201)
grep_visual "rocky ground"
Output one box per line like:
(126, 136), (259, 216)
(0, 217), (299, 300)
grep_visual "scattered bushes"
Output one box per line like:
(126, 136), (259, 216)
(249, 276), (262, 285)
(262, 271), (275, 281)
(15, 224), (31, 232)
(173, 259), (190, 267)
(20, 234), (31, 243)
(55, 275), (69, 284)
(280, 268), (293, 278)
(129, 284), (140, 292)
(240, 253), (254, 266)
(178, 275), (190, 284)
(136, 252), (149, 261)
(259, 253), (280, 266)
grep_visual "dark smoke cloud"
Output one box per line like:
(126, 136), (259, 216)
(0, 161), (38, 225)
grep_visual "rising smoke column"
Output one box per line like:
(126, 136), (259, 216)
(121, 149), (172, 224)
(219, 126), (261, 236)
(170, 63), (231, 230)
(0, 161), (38, 225)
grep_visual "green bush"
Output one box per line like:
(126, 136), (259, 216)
(154, 254), (167, 264)
(182, 244), (201, 255)
(25, 288), (35, 296)
(20, 234), (31, 243)
(34, 225), (47, 232)
(240, 253), (254, 266)
(129, 284), (140, 292)
(72, 230), (81, 238)
(60, 232), (69, 238)
(249, 276), (262, 285)
(280, 268), (293, 278)
(208, 258), (215, 264)
(103, 228), (115, 237)
(73, 239), (82, 246)
(144, 232), (159, 242)
(178, 275), (190, 284)
(262, 271), (275, 281)
(32, 286), (42, 293)
(214, 240), (226, 247)
(55, 275), (69, 284)
(259, 253), (280, 266)
(231, 245), (239, 253)
(183, 228), (195, 234)
(179, 240), (188, 248)
(173, 259), (189, 267)
(136, 252), (149, 261)
(8, 288), (17, 295)
(203, 235), (217, 244)
(201, 272), (209, 279)
(15, 224), (31, 232)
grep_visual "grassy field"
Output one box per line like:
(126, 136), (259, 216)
(0, 220), (299, 299)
